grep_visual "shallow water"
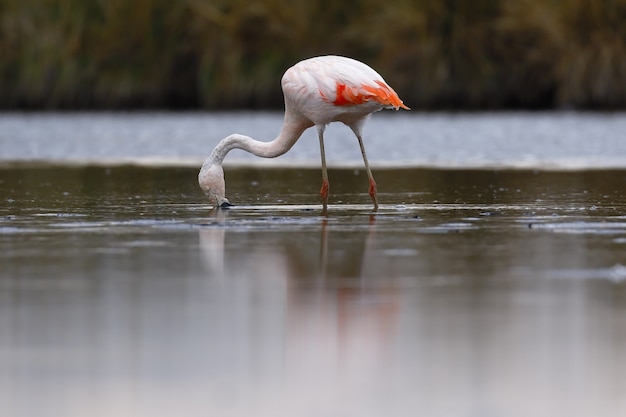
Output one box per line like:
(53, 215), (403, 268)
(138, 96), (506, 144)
(2, 164), (626, 417)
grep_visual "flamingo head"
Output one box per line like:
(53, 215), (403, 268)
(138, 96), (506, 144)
(198, 161), (232, 208)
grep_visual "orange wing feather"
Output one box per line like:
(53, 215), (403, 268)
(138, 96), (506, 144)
(328, 80), (409, 110)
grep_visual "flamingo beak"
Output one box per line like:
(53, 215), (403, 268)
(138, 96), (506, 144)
(219, 199), (233, 208)
(214, 194), (232, 208)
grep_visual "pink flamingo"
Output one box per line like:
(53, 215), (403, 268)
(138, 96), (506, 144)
(198, 55), (409, 211)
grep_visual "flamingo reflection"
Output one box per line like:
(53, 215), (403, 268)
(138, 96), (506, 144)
(198, 210), (400, 384)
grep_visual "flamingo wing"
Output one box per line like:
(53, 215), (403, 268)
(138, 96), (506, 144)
(292, 56), (409, 110)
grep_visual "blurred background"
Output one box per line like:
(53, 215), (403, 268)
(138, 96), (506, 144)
(1, 0), (625, 111)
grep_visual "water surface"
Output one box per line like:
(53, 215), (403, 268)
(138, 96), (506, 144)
(2, 111), (626, 168)
(2, 164), (626, 417)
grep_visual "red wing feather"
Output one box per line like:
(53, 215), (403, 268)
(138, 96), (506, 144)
(327, 81), (409, 110)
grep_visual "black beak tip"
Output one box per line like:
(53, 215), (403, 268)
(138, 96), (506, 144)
(219, 201), (234, 208)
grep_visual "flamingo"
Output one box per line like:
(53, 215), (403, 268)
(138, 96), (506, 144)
(198, 55), (409, 211)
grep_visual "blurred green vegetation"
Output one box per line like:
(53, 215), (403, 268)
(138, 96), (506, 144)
(1, 0), (625, 109)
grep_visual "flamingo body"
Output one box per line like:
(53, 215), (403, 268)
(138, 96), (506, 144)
(199, 55), (409, 211)
(282, 56), (408, 125)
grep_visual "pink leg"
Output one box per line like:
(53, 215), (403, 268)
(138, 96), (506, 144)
(318, 126), (329, 211)
(368, 177), (378, 206)
(320, 179), (329, 207)
(356, 134), (378, 212)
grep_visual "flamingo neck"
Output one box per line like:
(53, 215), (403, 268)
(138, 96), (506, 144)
(208, 113), (311, 166)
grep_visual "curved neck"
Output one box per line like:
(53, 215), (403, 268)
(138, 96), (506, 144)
(208, 113), (312, 165)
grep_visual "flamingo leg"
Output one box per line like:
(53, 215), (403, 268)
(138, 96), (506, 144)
(355, 134), (378, 211)
(317, 126), (329, 211)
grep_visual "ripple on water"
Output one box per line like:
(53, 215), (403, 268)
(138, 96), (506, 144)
(0, 226), (25, 234)
(530, 221), (626, 235)
(545, 264), (626, 283)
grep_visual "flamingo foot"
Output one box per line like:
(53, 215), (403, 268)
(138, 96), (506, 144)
(368, 178), (378, 211)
